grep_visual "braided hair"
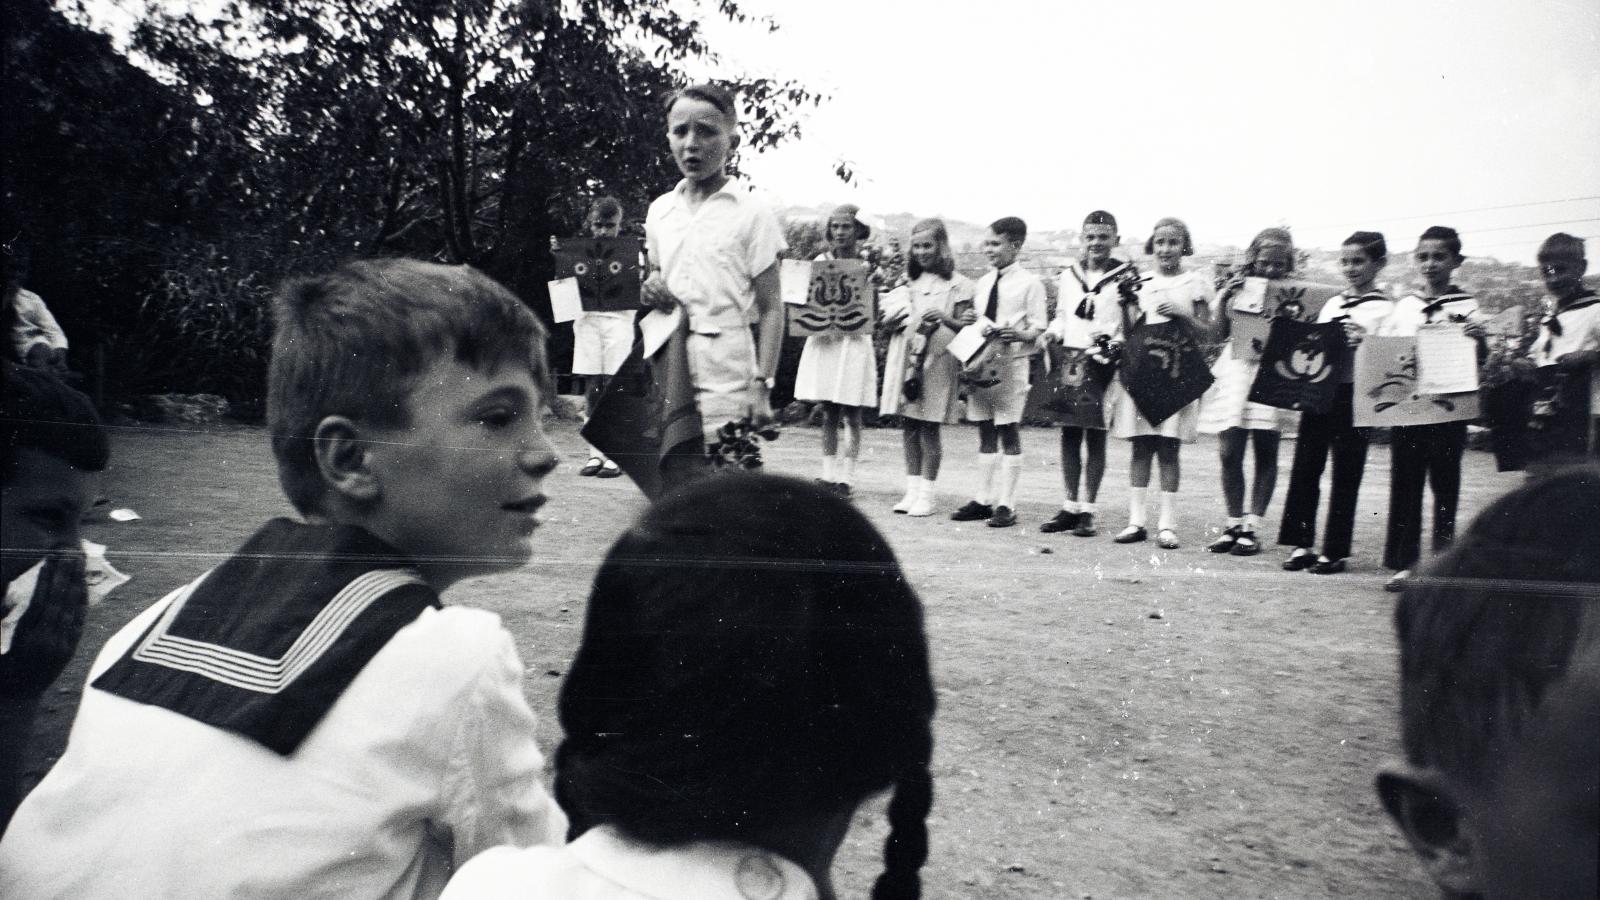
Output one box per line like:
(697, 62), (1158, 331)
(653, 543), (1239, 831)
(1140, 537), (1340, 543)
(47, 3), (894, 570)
(555, 475), (937, 898)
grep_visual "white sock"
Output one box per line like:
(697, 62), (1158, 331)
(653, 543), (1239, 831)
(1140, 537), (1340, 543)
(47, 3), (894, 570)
(975, 453), (1000, 505)
(1081, 501), (1097, 515)
(1226, 516), (1242, 529)
(1158, 492), (1178, 531)
(838, 457), (856, 485)
(821, 455), (836, 482)
(1063, 499), (1081, 513)
(1245, 513), (1262, 532)
(904, 475), (920, 495)
(920, 476), (938, 499)
(1128, 487), (1148, 528)
(998, 455), (1024, 508)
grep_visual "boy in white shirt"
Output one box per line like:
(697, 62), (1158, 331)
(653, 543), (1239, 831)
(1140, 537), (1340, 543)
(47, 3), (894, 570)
(948, 217), (1048, 528)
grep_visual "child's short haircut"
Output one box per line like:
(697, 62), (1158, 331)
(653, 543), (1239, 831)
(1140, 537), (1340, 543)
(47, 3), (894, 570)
(1537, 232), (1586, 263)
(1394, 464), (1600, 787)
(1416, 225), (1461, 258)
(989, 216), (1027, 245)
(1, 362), (109, 481)
(587, 196), (623, 222)
(1144, 216), (1195, 256)
(267, 259), (550, 516)
(906, 218), (956, 281)
(1342, 231), (1388, 264)
(556, 475), (936, 900)
(665, 83), (738, 127)
(1083, 210), (1118, 231)
(1244, 227), (1296, 275)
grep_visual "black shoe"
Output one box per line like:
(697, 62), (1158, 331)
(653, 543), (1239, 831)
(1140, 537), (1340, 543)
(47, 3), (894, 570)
(1039, 510), (1081, 533)
(1072, 513), (1098, 537)
(1207, 525), (1242, 553)
(1309, 557), (1347, 575)
(950, 501), (994, 522)
(1113, 526), (1148, 544)
(987, 506), (1018, 528)
(1282, 551), (1316, 571)
(1229, 531), (1260, 556)
(833, 482), (852, 498)
(1385, 570), (1412, 592)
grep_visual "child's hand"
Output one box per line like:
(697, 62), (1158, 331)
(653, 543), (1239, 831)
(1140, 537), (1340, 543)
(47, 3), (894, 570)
(1461, 320), (1486, 340)
(1156, 301), (1186, 320)
(1041, 329), (1062, 345)
(920, 308), (944, 326)
(1341, 319), (1366, 347)
(750, 379), (775, 428)
(641, 273), (678, 311)
(992, 326), (1019, 342)
(0, 551), (88, 695)
(957, 308), (978, 327)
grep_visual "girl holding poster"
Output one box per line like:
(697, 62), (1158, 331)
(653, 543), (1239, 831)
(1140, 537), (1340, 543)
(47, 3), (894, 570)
(795, 204), (880, 497)
(1108, 217), (1213, 549)
(879, 218), (976, 516)
(1276, 232), (1395, 575)
(1374, 226), (1486, 591)
(1199, 227), (1296, 557)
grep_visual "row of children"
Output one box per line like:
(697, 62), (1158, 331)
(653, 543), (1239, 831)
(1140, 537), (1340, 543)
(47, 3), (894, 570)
(2, 264), (1594, 898)
(781, 208), (1597, 590)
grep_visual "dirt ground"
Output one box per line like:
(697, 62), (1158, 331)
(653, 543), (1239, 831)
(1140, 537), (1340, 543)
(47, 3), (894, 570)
(25, 418), (1525, 898)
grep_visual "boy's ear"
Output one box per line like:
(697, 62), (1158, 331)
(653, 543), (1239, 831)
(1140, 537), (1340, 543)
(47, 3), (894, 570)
(312, 415), (382, 505)
(1375, 764), (1481, 897)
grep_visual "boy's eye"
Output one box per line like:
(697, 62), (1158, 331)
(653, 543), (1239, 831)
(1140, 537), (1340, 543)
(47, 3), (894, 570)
(478, 408), (516, 428)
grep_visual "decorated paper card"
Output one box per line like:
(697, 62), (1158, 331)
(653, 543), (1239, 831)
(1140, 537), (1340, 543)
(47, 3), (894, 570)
(1247, 318), (1344, 414)
(1037, 344), (1114, 428)
(1118, 319), (1214, 426)
(947, 317), (994, 364)
(552, 237), (643, 312)
(1231, 277), (1269, 314)
(1229, 311), (1272, 363)
(548, 277), (583, 324)
(1415, 322), (1480, 395)
(1353, 335), (1480, 427)
(779, 259), (813, 306)
(1264, 280), (1342, 323)
(1482, 305), (1525, 353)
(788, 259), (874, 336)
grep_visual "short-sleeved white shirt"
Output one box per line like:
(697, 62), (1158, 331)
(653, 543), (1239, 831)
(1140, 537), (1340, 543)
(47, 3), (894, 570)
(644, 179), (786, 333)
(442, 825), (820, 900)
(0, 593), (566, 900)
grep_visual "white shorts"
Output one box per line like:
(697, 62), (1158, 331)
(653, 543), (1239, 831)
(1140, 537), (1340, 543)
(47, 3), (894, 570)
(572, 312), (634, 375)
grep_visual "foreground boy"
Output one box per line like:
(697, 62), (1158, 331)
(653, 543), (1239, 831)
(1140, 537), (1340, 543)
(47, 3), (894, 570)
(0, 260), (566, 898)
(1, 363), (109, 832)
(1377, 464), (1598, 900)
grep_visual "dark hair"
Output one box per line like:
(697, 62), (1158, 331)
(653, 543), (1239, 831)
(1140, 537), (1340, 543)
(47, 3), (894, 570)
(989, 216), (1027, 246)
(1415, 225), (1462, 258)
(1395, 464), (1600, 787)
(1244, 227), (1296, 276)
(1143, 216), (1195, 256)
(1537, 232), (1586, 263)
(906, 218), (956, 280)
(1, 362), (109, 481)
(267, 259), (551, 516)
(555, 475), (936, 899)
(1082, 210), (1118, 231)
(1342, 230), (1388, 264)
(587, 196), (623, 221)
(665, 82), (738, 127)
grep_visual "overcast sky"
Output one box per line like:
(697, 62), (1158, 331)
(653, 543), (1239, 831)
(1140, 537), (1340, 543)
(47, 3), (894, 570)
(702, 0), (1600, 261)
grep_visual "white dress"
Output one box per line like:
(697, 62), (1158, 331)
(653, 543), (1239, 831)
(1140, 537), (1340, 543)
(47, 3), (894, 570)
(1107, 268), (1213, 441)
(878, 271), (975, 422)
(793, 252), (880, 407)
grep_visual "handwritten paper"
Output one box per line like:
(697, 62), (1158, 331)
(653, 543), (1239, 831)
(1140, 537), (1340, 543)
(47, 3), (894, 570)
(1353, 335), (1479, 427)
(1415, 322), (1480, 395)
(779, 259), (813, 306)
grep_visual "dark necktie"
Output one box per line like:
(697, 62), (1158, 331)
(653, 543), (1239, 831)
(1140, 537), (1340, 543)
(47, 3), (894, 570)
(985, 270), (1002, 321)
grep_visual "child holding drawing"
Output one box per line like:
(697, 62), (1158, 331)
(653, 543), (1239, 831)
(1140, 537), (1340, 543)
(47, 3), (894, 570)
(795, 204), (880, 497)
(1108, 217), (1212, 549)
(1375, 226), (1486, 591)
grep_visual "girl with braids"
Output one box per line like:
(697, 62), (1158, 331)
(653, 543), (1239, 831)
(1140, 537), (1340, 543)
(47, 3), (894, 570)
(442, 475), (936, 900)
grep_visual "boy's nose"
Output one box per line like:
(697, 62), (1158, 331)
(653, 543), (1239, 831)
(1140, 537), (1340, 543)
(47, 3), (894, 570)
(516, 441), (559, 477)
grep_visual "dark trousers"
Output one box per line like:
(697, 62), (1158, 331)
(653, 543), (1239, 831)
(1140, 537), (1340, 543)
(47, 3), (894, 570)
(1384, 421), (1467, 571)
(1278, 384), (1368, 560)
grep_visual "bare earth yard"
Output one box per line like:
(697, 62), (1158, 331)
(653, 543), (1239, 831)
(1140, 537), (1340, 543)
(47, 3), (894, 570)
(27, 418), (1523, 898)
